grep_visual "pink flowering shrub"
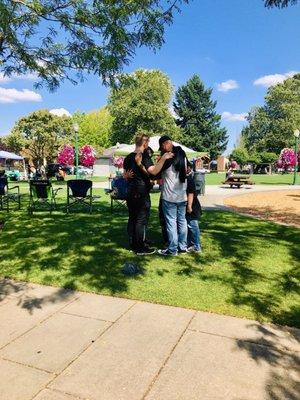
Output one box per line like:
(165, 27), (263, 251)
(229, 160), (238, 169)
(112, 156), (125, 169)
(277, 148), (296, 170)
(57, 144), (74, 165)
(80, 145), (97, 167)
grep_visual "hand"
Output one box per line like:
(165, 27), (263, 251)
(162, 152), (174, 161)
(187, 205), (193, 214)
(123, 170), (134, 180)
(135, 152), (143, 166)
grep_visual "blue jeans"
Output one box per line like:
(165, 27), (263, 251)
(186, 215), (201, 251)
(162, 200), (187, 254)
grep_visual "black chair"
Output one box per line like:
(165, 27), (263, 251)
(28, 180), (61, 215)
(0, 177), (21, 212)
(67, 179), (100, 213)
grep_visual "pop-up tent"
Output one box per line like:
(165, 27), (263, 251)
(0, 150), (23, 161)
(111, 136), (209, 159)
(0, 150), (26, 178)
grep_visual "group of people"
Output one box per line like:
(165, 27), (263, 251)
(123, 133), (201, 256)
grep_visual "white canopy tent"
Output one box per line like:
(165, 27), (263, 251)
(112, 136), (205, 157)
(95, 136), (209, 176)
(0, 150), (23, 161)
(0, 150), (26, 178)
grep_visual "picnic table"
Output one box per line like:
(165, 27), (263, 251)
(223, 175), (254, 188)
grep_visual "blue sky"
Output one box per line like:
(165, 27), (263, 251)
(1, 0), (300, 153)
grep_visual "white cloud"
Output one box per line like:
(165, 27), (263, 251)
(50, 108), (72, 117)
(0, 87), (42, 103)
(0, 73), (11, 84)
(253, 71), (298, 87)
(221, 112), (247, 122)
(0, 72), (38, 84)
(217, 79), (239, 92)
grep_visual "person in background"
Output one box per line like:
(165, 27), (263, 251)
(226, 166), (234, 180)
(186, 173), (202, 253)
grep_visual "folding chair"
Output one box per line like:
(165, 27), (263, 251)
(67, 179), (99, 213)
(28, 180), (61, 215)
(105, 176), (128, 212)
(0, 177), (21, 212)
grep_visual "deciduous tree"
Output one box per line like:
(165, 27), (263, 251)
(0, 1), (189, 90)
(108, 69), (177, 144)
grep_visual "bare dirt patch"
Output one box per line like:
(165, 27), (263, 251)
(224, 190), (300, 227)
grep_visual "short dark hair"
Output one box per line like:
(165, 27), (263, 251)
(159, 135), (172, 150)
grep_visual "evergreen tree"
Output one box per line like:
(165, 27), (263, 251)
(173, 75), (228, 159)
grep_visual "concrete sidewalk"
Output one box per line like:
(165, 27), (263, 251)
(94, 181), (300, 210)
(0, 279), (299, 400)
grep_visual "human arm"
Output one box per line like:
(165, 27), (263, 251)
(187, 192), (193, 214)
(186, 176), (195, 214)
(147, 152), (174, 175)
(135, 152), (149, 176)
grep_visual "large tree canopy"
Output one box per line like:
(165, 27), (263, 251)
(73, 107), (113, 152)
(174, 74), (228, 159)
(108, 68), (177, 144)
(7, 109), (73, 166)
(242, 74), (300, 154)
(0, 0), (189, 90)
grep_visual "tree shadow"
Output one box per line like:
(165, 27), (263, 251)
(152, 211), (300, 327)
(226, 204), (300, 227)
(0, 200), (299, 327)
(235, 323), (300, 400)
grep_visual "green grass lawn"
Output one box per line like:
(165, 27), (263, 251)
(8, 172), (300, 187)
(205, 172), (300, 185)
(0, 190), (299, 328)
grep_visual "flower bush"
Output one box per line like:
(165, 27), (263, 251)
(277, 148), (296, 170)
(229, 160), (238, 169)
(57, 144), (74, 165)
(112, 156), (125, 169)
(80, 145), (97, 167)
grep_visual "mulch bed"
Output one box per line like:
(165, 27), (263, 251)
(224, 190), (300, 228)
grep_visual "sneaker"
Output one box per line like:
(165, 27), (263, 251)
(187, 246), (202, 253)
(135, 246), (156, 256)
(178, 249), (188, 254)
(157, 249), (177, 256)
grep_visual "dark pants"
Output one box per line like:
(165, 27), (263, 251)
(127, 193), (151, 251)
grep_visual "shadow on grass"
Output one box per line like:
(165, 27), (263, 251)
(150, 211), (300, 328)
(0, 198), (299, 328)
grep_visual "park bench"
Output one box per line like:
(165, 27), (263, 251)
(223, 175), (254, 188)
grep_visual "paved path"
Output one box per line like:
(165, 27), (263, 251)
(95, 181), (300, 210)
(199, 184), (300, 209)
(0, 279), (299, 400)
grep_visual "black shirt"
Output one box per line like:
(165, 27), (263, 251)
(123, 152), (154, 196)
(186, 175), (202, 219)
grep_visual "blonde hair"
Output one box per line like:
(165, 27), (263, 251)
(135, 133), (149, 147)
